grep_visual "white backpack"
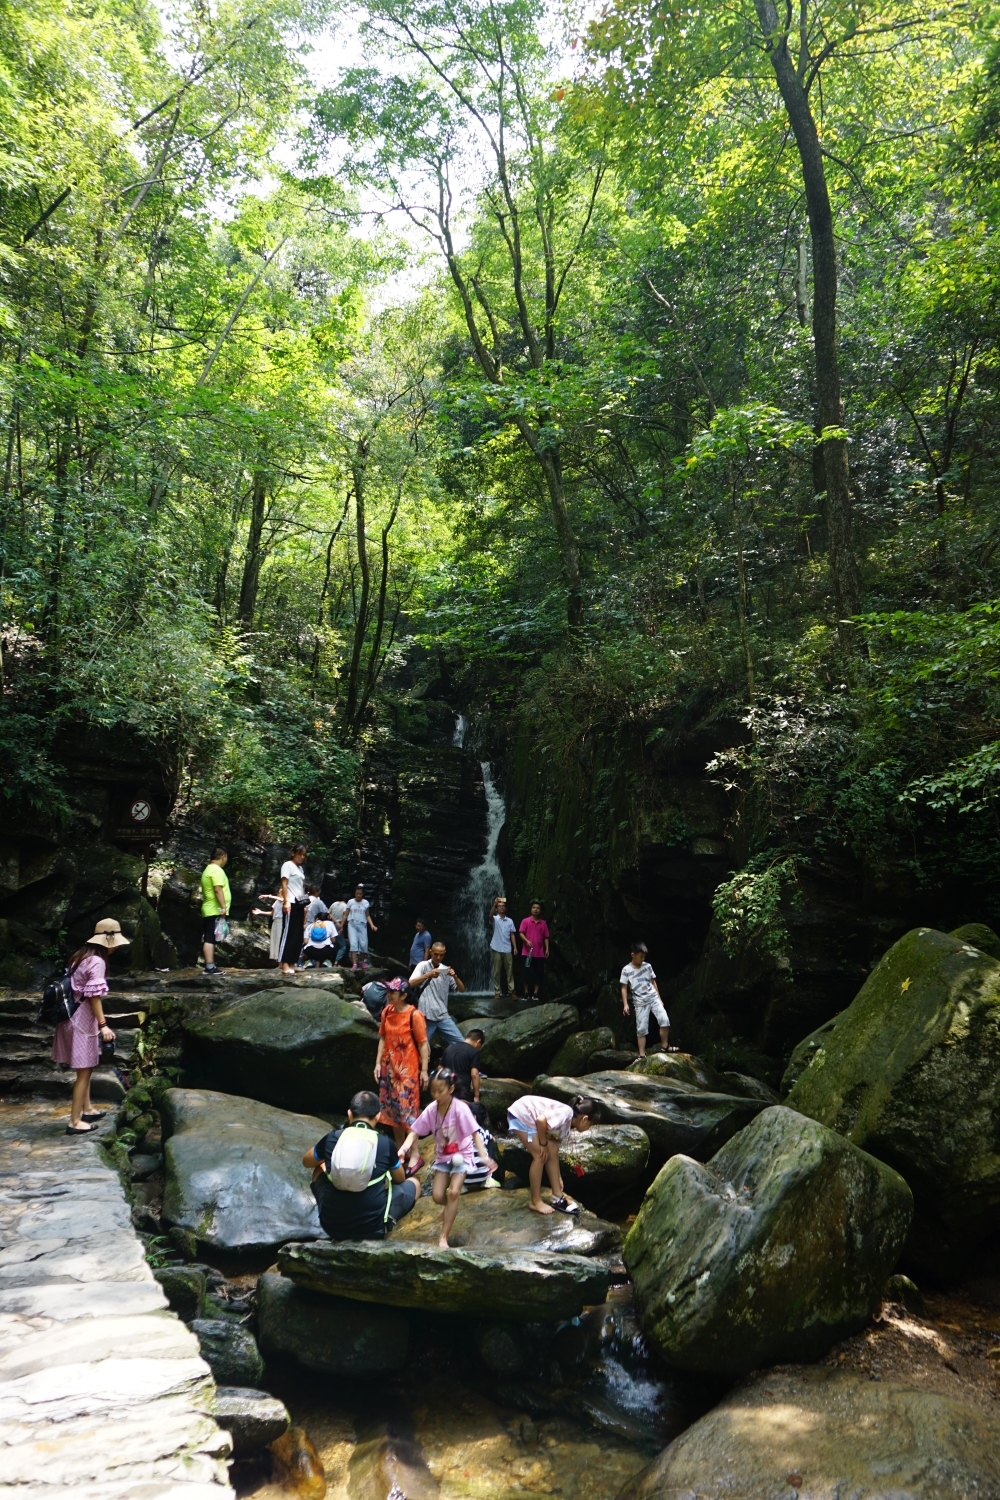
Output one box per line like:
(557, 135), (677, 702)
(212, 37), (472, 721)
(326, 1123), (381, 1192)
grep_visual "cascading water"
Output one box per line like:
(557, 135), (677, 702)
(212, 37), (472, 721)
(452, 712), (468, 748)
(456, 760), (507, 992)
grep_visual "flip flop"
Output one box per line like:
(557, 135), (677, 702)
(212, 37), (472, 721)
(550, 1196), (580, 1215)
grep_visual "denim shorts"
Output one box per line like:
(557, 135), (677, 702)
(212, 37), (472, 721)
(433, 1154), (470, 1175)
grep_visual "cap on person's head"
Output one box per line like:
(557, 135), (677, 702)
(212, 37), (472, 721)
(631, 941), (648, 956)
(348, 1090), (380, 1119)
(87, 918), (131, 950)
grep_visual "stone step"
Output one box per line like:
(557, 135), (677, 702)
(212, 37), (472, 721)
(0, 1065), (127, 1101)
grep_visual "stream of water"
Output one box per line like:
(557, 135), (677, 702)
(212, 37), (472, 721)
(455, 759), (508, 993)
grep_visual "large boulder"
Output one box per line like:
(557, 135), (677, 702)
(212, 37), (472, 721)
(620, 1366), (1000, 1499)
(780, 1014), (842, 1097)
(181, 987), (378, 1113)
(278, 1239), (608, 1321)
(548, 1028), (616, 1077)
(536, 1073), (763, 1162)
(501, 1126), (649, 1203)
(479, 1077), (530, 1129)
(479, 1004), (580, 1078)
(390, 1186), (621, 1256)
(628, 1051), (730, 1091)
(623, 1105), (912, 1376)
(161, 1088), (325, 1254)
(786, 926), (1000, 1276)
(951, 921), (1000, 959)
(256, 1272), (409, 1374)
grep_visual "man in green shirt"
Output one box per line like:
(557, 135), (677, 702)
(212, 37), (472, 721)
(200, 847), (231, 975)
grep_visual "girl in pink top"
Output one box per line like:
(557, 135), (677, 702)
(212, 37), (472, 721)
(506, 1093), (600, 1216)
(397, 1068), (493, 1247)
(53, 918), (128, 1135)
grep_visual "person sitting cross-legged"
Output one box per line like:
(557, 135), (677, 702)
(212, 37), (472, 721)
(302, 1090), (421, 1241)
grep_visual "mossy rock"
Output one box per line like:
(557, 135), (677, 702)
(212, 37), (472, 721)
(257, 1272), (409, 1375)
(624, 1105), (912, 1376)
(628, 1051), (730, 1092)
(0, 954), (34, 987)
(950, 922), (1000, 960)
(500, 1125), (650, 1201)
(786, 927), (1000, 1276)
(181, 988), (378, 1113)
(479, 1077), (531, 1131)
(780, 1015), (843, 1097)
(479, 1004), (580, 1078)
(548, 1027), (615, 1076)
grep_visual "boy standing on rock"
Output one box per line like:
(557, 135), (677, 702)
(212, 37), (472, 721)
(620, 942), (669, 1057)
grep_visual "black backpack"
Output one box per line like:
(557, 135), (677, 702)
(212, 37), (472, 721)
(37, 969), (78, 1027)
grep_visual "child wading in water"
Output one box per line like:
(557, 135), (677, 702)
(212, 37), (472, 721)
(397, 1068), (494, 1248)
(506, 1094), (600, 1215)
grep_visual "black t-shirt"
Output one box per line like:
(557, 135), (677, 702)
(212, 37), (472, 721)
(442, 1041), (481, 1100)
(313, 1123), (400, 1240)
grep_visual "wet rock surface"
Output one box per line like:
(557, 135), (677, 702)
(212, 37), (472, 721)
(161, 1088), (326, 1254)
(349, 1419), (440, 1500)
(212, 1387), (290, 1456)
(181, 986), (377, 1113)
(536, 1071), (764, 1162)
(279, 1238), (609, 1321)
(786, 926), (1000, 1276)
(191, 1316), (265, 1387)
(257, 1271), (410, 1374)
(500, 1126), (650, 1202)
(620, 1365), (1000, 1500)
(780, 1013), (842, 1096)
(624, 1105), (913, 1376)
(479, 1003), (581, 1078)
(390, 1185), (621, 1255)
(153, 1263), (207, 1320)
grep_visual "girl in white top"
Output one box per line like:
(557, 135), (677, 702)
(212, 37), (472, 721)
(346, 885), (377, 970)
(278, 843), (308, 974)
(506, 1094), (600, 1216)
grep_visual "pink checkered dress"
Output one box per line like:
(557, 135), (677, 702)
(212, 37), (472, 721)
(52, 952), (107, 1069)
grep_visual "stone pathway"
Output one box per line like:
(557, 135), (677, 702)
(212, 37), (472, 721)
(0, 1098), (234, 1498)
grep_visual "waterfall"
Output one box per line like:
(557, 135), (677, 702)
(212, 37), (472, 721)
(456, 761), (507, 992)
(452, 713), (468, 748)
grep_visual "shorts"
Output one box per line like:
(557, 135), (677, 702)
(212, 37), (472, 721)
(433, 1154), (471, 1175)
(348, 923), (369, 953)
(507, 1113), (566, 1145)
(388, 1179), (418, 1227)
(203, 915), (220, 945)
(635, 994), (669, 1037)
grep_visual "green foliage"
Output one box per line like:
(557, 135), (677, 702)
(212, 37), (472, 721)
(712, 855), (800, 964)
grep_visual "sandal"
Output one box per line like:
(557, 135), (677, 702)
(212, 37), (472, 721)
(82, 1111), (106, 1122)
(550, 1196), (580, 1215)
(65, 1123), (92, 1134)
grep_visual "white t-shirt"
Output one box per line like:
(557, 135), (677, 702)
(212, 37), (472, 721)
(409, 958), (457, 1020)
(329, 901), (347, 926)
(490, 914), (517, 953)
(346, 898), (370, 928)
(281, 860), (306, 903)
(620, 961), (658, 1005)
(507, 1095), (574, 1142)
(304, 919), (338, 949)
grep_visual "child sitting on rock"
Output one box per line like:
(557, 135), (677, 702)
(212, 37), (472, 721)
(397, 1068), (495, 1248)
(506, 1095), (600, 1216)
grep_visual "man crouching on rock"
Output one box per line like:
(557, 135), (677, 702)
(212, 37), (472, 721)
(302, 1090), (421, 1241)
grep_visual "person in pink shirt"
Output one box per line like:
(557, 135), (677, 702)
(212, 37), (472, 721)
(54, 918), (128, 1135)
(518, 901), (550, 999)
(397, 1068), (494, 1247)
(506, 1093), (600, 1215)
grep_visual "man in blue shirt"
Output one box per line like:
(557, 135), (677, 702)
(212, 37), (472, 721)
(489, 896), (517, 999)
(409, 919), (432, 968)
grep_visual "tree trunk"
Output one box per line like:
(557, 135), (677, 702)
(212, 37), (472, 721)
(754, 1), (861, 634)
(517, 423), (583, 628)
(344, 447), (370, 729)
(237, 470), (267, 628)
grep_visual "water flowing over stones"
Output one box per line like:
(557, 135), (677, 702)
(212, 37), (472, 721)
(454, 761), (508, 992)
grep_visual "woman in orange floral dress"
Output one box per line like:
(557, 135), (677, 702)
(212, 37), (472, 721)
(375, 980), (430, 1174)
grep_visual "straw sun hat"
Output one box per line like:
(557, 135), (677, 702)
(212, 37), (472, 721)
(87, 918), (131, 950)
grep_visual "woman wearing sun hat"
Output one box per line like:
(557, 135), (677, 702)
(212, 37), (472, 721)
(54, 918), (128, 1135)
